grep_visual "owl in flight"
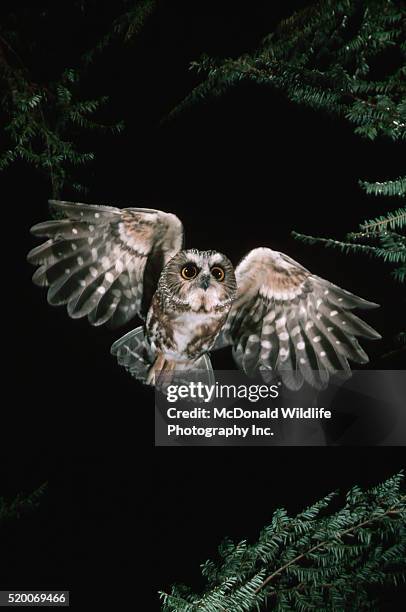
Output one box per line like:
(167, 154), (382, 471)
(28, 200), (380, 390)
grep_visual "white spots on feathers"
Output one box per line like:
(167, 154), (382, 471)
(313, 335), (321, 343)
(261, 340), (272, 349)
(279, 347), (289, 361)
(278, 331), (289, 341)
(28, 203), (187, 330)
(292, 325), (301, 336)
(276, 316), (286, 328)
(300, 357), (307, 364)
(265, 311), (276, 323)
(330, 310), (338, 317)
(320, 351), (326, 357)
(297, 341), (305, 350)
(101, 256), (110, 270)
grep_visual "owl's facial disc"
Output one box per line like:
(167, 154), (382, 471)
(160, 250), (237, 312)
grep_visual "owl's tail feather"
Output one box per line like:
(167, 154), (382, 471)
(111, 326), (154, 384)
(111, 327), (215, 395)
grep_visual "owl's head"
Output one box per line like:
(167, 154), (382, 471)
(159, 249), (237, 312)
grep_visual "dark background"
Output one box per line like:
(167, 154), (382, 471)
(0, 0), (405, 609)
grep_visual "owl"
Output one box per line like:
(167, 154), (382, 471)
(28, 200), (380, 390)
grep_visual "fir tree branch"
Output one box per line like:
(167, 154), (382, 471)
(161, 473), (406, 611)
(0, 19), (123, 196)
(292, 231), (406, 263)
(360, 177), (406, 198)
(359, 207), (406, 234)
(0, 483), (47, 522)
(83, 0), (156, 64)
(256, 495), (406, 594)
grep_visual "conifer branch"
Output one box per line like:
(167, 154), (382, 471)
(256, 494), (406, 594)
(160, 473), (406, 611)
(0, 20), (124, 196)
(0, 483), (47, 522)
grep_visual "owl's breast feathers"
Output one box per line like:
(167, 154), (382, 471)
(146, 293), (227, 363)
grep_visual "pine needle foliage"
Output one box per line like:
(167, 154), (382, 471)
(83, 0), (156, 64)
(0, 23), (124, 197)
(170, 0), (405, 136)
(160, 473), (406, 611)
(0, 483), (47, 522)
(293, 205), (406, 278)
(0, 2), (157, 195)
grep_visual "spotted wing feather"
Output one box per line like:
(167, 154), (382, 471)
(217, 248), (380, 389)
(28, 200), (183, 327)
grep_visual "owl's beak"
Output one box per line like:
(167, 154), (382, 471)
(200, 275), (211, 291)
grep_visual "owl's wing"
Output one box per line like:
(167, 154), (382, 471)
(28, 200), (183, 327)
(216, 248), (380, 389)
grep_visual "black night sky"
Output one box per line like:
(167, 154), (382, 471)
(0, 1), (405, 610)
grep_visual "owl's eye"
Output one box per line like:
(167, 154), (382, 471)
(181, 263), (198, 280)
(211, 266), (225, 282)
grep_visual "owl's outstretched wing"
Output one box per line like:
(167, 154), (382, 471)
(216, 248), (381, 389)
(28, 200), (183, 327)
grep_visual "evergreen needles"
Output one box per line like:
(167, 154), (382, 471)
(0, 483), (47, 522)
(170, 0), (406, 139)
(160, 472), (406, 611)
(0, 16), (124, 196)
